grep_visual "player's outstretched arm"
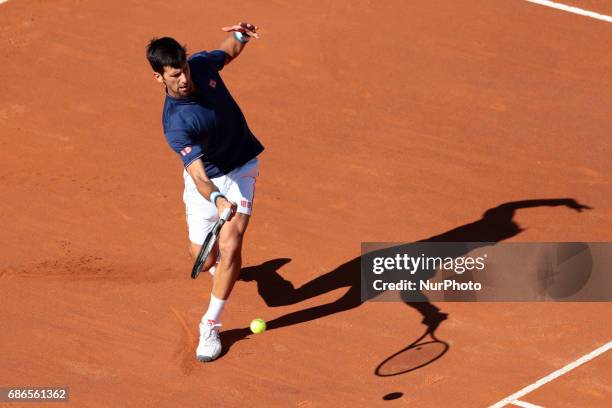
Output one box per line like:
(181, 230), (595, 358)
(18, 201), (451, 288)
(186, 159), (237, 219)
(218, 22), (259, 65)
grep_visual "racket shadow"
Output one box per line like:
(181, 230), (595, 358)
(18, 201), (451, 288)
(375, 313), (449, 377)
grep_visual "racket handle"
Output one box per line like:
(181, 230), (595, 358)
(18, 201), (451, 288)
(220, 207), (231, 221)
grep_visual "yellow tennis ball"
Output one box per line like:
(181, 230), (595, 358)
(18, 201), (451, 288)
(250, 318), (266, 334)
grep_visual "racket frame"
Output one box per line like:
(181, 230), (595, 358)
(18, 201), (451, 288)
(191, 208), (231, 279)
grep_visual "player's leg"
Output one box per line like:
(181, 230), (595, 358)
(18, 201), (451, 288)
(210, 158), (259, 299)
(197, 158), (259, 362)
(197, 205), (251, 362)
(212, 212), (251, 299)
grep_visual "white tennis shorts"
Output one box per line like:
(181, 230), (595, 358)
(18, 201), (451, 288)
(183, 157), (259, 245)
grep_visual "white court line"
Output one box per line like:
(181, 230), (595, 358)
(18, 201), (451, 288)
(511, 400), (543, 408)
(0, 0), (10, 4)
(525, 0), (612, 23)
(489, 341), (612, 408)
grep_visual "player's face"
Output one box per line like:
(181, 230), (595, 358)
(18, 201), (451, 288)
(156, 63), (194, 98)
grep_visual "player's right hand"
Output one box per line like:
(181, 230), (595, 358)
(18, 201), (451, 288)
(216, 197), (237, 221)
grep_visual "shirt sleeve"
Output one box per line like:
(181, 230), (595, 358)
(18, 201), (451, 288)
(164, 128), (204, 168)
(189, 50), (227, 72)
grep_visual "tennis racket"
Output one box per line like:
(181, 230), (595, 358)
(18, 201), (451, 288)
(191, 207), (232, 279)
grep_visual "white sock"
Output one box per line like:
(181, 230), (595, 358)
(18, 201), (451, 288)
(203, 294), (226, 324)
(208, 265), (216, 276)
(208, 254), (221, 276)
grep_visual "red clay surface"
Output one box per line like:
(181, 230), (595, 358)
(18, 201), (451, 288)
(1, 0), (610, 407)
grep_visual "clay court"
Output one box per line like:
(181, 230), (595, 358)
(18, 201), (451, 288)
(1, 0), (611, 406)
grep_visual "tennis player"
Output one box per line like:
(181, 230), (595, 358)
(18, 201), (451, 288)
(146, 22), (263, 361)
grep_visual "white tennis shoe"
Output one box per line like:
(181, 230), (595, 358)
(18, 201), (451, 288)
(196, 319), (222, 362)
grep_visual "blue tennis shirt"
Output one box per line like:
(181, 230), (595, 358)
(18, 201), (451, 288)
(162, 50), (264, 178)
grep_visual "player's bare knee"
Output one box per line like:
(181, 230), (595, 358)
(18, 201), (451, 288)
(218, 236), (243, 260)
(219, 239), (242, 257)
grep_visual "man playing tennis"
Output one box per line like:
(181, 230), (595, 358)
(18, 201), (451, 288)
(146, 22), (263, 362)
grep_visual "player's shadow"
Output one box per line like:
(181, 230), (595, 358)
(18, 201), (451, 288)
(222, 198), (590, 366)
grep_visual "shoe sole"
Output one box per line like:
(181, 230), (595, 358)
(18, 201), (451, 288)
(197, 353), (221, 362)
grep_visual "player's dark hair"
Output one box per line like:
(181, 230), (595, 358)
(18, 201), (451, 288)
(146, 37), (187, 74)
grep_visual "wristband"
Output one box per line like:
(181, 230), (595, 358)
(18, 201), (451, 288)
(233, 31), (250, 43)
(210, 191), (225, 205)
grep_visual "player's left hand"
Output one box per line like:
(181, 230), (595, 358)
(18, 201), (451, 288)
(221, 22), (259, 38)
